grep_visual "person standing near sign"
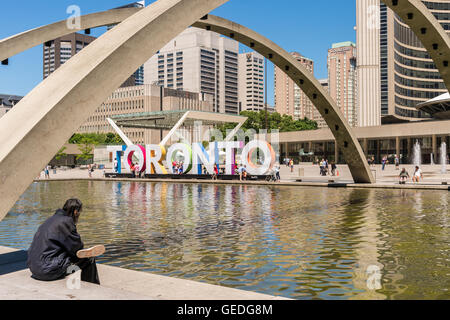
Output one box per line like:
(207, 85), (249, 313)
(130, 162), (136, 178)
(134, 164), (140, 178)
(238, 164), (246, 181)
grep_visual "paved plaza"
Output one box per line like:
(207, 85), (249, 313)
(36, 163), (450, 187)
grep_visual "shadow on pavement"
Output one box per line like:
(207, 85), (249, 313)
(0, 250), (28, 276)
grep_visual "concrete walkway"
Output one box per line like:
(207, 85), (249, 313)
(38, 164), (450, 190)
(34, 172), (450, 192)
(0, 246), (287, 300)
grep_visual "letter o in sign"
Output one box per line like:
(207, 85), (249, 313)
(124, 145), (146, 173)
(241, 140), (275, 175)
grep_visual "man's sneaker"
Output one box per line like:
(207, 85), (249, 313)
(77, 245), (105, 259)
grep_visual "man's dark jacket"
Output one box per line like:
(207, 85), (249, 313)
(27, 209), (84, 281)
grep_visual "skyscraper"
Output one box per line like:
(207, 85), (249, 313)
(356, 0), (382, 127)
(356, 0), (450, 126)
(238, 51), (265, 112)
(274, 52), (325, 126)
(144, 27), (240, 114)
(327, 42), (358, 127)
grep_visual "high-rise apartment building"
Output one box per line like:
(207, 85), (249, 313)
(275, 52), (325, 127)
(238, 51), (265, 112)
(327, 42), (358, 127)
(356, 0), (450, 126)
(43, 33), (96, 79)
(144, 27), (240, 114)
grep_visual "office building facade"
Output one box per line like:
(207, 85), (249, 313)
(356, 0), (450, 125)
(77, 84), (213, 145)
(145, 27), (240, 114)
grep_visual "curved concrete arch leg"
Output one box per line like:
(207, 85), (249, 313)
(381, 0), (450, 92)
(193, 15), (375, 185)
(0, 0), (229, 222)
(0, 7), (142, 62)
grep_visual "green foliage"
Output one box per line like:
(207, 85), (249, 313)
(55, 147), (67, 161)
(69, 133), (124, 145)
(76, 137), (97, 161)
(217, 110), (318, 137)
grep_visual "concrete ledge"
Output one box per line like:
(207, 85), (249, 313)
(0, 246), (288, 300)
(97, 264), (286, 300)
(33, 177), (450, 191)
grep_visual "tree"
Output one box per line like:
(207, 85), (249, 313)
(76, 137), (98, 163)
(217, 110), (318, 137)
(55, 147), (67, 161)
(69, 132), (124, 145)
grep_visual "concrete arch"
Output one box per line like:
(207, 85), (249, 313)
(0, 0), (229, 221)
(0, 10), (376, 185)
(193, 15), (375, 184)
(0, 7), (142, 63)
(0, 0), (448, 220)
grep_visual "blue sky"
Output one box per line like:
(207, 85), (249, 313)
(0, 0), (356, 105)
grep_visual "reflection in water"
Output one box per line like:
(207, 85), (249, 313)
(0, 181), (449, 300)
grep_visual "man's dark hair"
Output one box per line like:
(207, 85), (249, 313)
(63, 199), (83, 223)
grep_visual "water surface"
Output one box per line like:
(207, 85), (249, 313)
(0, 181), (449, 299)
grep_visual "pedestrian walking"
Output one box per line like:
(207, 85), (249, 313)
(274, 164), (281, 181)
(382, 156), (387, 171)
(331, 161), (337, 176)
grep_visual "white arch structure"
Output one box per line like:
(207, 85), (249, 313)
(0, 0), (448, 221)
(0, 0), (229, 221)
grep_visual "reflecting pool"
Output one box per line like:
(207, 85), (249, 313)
(0, 181), (449, 299)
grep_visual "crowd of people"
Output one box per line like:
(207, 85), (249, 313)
(56, 154), (433, 186)
(171, 161), (185, 175)
(318, 159), (337, 177)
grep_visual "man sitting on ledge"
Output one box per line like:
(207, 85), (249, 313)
(27, 198), (105, 285)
